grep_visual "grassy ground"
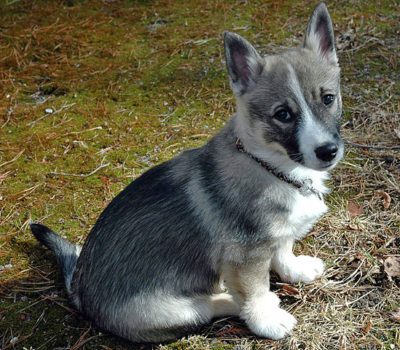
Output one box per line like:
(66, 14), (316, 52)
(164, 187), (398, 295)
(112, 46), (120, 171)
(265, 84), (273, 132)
(0, 0), (399, 349)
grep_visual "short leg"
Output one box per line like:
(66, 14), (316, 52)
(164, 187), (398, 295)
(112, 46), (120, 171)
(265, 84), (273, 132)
(271, 239), (324, 284)
(222, 259), (297, 340)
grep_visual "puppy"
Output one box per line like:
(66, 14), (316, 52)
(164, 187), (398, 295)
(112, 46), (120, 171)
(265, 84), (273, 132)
(31, 2), (343, 342)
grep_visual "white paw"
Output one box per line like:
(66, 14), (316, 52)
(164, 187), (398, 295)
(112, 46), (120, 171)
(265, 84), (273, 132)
(278, 255), (324, 284)
(246, 306), (297, 340)
(241, 292), (297, 340)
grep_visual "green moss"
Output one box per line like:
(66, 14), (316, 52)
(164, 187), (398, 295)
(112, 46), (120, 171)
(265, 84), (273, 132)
(1, 0), (399, 348)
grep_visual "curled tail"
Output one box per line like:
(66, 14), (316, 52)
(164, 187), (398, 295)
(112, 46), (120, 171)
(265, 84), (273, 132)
(30, 223), (81, 294)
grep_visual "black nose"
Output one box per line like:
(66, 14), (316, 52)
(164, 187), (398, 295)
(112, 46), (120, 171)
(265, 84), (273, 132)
(315, 143), (338, 162)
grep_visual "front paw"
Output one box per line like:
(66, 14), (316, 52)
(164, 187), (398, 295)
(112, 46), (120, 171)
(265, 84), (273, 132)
(241, 292), (297, 340)
(278, 255), (324, 284)
(246, 306), (297, 340)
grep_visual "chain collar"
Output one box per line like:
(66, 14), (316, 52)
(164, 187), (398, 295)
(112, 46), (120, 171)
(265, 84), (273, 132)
(235, 138), (323, 199)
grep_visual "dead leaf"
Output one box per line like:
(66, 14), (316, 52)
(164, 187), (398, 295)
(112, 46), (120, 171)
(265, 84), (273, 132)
(348, 201), (363, 218)
(384, 256), (400, 278)
(99, 176), (110, 185)
(390, 308), (400, 323)
(394, 129), (400, 140)
(307, 230), (318, 237)
(282, 284), (300, 296)
(355, 252), (364, 260)
(216, 326), (249, 337)
(362, 319), (372, 333)
(374, 190), (391, 210)
(361, 148), (371, 156)
(348, 223), (359, 230)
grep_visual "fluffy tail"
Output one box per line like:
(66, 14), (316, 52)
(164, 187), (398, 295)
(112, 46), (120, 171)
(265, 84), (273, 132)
(30, 222), (81, 294)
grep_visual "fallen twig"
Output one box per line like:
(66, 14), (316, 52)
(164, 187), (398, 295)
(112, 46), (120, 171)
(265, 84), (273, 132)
(16, 183), (43, 200)
(27, 102), (76, 127)
(0, 149), (24, 168)
(70, 326), (103, 350)
(345, 140), (400, 150)
(61, 126), (103, 137)
(2, 310), (45, 350)
(187, 133), (211, 139)
(48, 162), (110, 178)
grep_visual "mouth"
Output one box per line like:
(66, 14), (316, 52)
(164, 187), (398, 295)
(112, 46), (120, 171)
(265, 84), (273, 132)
(306, 155), (342, 171)
(288, 152), (333, 169)
(320, 163), (335, 169)
(301, 161), (335, 172)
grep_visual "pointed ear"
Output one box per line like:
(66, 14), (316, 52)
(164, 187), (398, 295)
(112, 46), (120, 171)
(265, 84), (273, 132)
(304, 2), (338, 65)
(224, 32), (263, 95)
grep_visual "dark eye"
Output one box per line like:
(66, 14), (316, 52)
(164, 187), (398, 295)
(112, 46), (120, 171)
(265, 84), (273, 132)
(322, 94), (335, 106)
(274, 109), (292, 123)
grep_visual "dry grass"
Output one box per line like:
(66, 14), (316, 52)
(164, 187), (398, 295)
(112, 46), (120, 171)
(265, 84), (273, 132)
(0, 0), (399, 349)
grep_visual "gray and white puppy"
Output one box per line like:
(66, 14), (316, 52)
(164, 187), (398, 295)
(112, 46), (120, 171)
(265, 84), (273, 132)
(31, 2), (343, 343)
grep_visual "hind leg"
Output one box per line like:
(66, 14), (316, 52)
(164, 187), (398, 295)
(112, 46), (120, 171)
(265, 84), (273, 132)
(112, 292), (240, 342)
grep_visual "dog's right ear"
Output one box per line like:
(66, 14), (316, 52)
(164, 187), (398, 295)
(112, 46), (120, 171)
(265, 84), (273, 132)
(224, 32), (263, 96)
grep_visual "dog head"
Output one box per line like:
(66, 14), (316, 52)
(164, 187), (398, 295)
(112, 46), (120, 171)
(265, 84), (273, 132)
(224, 2), (344, 171)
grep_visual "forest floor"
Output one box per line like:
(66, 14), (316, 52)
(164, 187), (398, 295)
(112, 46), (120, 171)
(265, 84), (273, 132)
(0, 0), (399, 349)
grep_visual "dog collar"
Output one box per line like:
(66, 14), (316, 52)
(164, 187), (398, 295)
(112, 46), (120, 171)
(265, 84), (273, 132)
(235, 138), (323, 199)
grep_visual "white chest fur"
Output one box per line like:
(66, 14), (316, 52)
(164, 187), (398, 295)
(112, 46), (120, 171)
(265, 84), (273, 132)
(286, 191), (327, 239)
(288, 193), (328, 238)
(267, 188), (328, 240)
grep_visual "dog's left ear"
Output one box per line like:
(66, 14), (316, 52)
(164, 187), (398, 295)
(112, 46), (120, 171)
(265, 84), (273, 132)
(304, 2), (338, 65)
